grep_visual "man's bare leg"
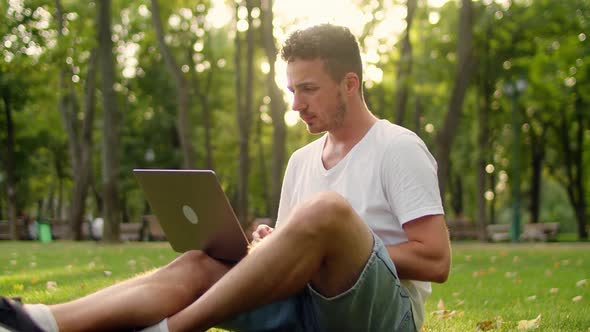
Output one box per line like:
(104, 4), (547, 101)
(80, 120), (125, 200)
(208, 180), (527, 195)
(167, 191), (375, 332)
(50, 250), (231, 332)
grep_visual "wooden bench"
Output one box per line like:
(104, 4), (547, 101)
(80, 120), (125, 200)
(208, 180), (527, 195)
(119, 222), (141, 241)
(0, 219), (36, 240)
(486, 224), (510, 242)
(520, 222), (560, 242)
(486, 223), (560, 242)
(50, 219), (92, 240)
(447, 220), (479, 240)
(141, 215), (166, 241)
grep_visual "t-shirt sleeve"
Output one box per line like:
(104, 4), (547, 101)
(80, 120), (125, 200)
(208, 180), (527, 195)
(382, 133), (444, 225)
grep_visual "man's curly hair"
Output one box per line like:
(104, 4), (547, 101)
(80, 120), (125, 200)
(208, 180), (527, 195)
(281, 24), (363, 85)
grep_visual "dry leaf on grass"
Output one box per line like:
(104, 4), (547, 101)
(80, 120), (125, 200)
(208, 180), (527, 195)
(576, 279), (587, 288)
(476, 317), (502, 331)
(549, 288), (559, 294)
(46, 281), (58, 291)
(572, 295), (583, 303)
(518, 314), (541, 330)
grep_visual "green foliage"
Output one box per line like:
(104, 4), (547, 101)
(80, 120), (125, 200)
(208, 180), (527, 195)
(0, 0), (588, 236)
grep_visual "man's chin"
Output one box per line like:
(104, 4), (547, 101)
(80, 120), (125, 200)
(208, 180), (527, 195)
(305, 124), (323, 134)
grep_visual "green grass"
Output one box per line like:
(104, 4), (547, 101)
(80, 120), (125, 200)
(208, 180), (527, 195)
(1, 241), (589, 331)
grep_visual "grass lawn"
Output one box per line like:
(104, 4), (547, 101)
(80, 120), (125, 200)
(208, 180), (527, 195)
(1, 241), (589, 331)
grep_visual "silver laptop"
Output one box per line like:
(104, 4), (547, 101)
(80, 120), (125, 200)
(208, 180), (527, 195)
(133, 169), (249, 262)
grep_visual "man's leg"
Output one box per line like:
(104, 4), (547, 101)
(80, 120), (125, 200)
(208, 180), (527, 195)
(167, 191), (375, 332)
(50, 250), (231, 332)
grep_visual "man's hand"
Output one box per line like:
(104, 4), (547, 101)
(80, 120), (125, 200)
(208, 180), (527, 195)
(249, 224), (274, 254)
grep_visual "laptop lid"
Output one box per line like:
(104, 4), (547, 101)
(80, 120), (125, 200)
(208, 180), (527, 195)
(133, 169), (249, 262)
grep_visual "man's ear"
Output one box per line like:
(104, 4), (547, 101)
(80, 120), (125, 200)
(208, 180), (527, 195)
(342, 72), (360, 95)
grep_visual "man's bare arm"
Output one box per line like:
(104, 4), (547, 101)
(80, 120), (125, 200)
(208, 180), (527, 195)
(386, 214), (451, 283)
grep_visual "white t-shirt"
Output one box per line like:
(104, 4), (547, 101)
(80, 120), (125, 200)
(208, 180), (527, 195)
(276, 119), (444, 329)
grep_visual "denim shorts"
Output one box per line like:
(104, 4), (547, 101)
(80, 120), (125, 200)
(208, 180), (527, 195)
(217, 234), (416, 332)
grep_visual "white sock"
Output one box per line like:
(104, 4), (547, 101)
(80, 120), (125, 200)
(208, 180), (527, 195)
(140, 319), (169, 332)
(23, 304), (59, 332)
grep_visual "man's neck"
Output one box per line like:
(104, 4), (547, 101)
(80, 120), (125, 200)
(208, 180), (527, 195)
(321, 103), (377, 170)
(327, 104), (377, 147)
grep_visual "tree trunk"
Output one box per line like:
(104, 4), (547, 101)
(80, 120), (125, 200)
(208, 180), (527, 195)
(235, 0), (255, 224)
(261, 0), (286, 222)
(70, 51), (97, 239)
(55, 0), (96, 239)
(476, 88), (489, 240)
(393, 0), (417, 125)
(187, 49), (215, 169)
(529, 130), (545, 224)
(2, 93), (19, 240)
(97, 0), (121, 242)
(435, 0), (474, 199)
(557, 96), (588, 240)
(151, 0), (197, 169)
(255, 106), (269, 217)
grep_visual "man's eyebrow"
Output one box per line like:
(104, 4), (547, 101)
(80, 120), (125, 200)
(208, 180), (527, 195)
(293, 82), (317, 89)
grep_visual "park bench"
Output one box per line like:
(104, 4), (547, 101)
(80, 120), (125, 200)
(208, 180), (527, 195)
(486, 222), (560, 242)
(140, 215), (166, 241)
(0, 220), (28, 240)
(447, 219), (479, 240)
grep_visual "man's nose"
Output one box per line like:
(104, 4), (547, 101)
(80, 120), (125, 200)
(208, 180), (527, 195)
(292, 93), (306, 112)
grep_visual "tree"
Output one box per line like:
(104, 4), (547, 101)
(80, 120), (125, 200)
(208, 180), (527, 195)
(97, 0), (121, 242)
(151, 0), (197, 169)
(54, 0), (97, 240)
(435, 0), (475, 201)
(261, 0), (286, 221)
(234, 0), (256, 223)
(393, 0), (417, 126)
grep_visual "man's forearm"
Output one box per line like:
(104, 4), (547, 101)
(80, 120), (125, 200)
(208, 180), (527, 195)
(386, 241), (449, 283)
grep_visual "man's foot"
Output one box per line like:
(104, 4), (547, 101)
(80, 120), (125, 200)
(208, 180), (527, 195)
(0, 297), (45, 332)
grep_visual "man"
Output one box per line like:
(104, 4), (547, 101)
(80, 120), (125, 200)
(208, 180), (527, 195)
(1, 24), (450, 332)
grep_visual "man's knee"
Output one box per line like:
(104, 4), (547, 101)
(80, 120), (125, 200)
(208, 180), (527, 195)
(288, 191), (357, 233)
(152, 250), (221, 295)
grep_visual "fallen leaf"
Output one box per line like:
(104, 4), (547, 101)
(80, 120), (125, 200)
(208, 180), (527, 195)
(549, 288), (559, 294)
(476, 317), (502, 331)
(103, 270), (112, 277)
(526, 295), (537, 302)
(431, 309), (457, 320)
(513, 256), (521, 263)
(572, 295), (583, 303)
(437, 299), (445, 310)
(476, 320), (495, 331)
(505, 272), (518, 278)
(576, 279), (587, 288)
(518, 314), (541, 330)
(46, 281), (58, 291)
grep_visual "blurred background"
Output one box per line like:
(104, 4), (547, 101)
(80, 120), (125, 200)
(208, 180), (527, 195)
(0, 0), (588, 242)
